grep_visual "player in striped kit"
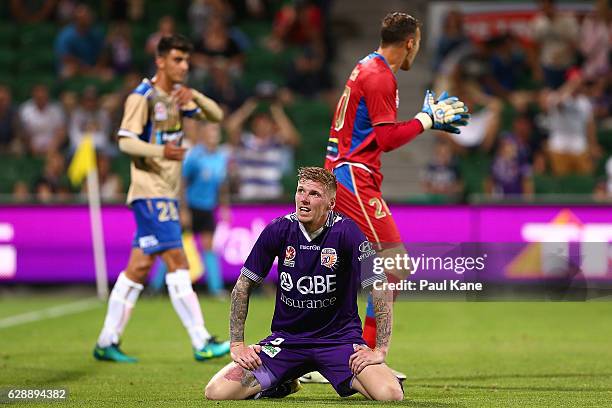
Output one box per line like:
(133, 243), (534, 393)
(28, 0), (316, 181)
(93, 34), (230, 363)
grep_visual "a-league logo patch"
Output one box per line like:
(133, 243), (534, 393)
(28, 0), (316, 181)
(261, 345), (281, 358)
(284, 246), (296, 267)
(321, 248), (338, 269)
(154, 102), (168, 121)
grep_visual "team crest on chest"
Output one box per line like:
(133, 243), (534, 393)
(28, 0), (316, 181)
(154, 101), (168, 121)
(283, 246), (296, 267)
(321, 248), (338, 269)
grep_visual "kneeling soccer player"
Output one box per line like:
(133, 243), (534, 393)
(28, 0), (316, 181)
(205, 167), (402, 401)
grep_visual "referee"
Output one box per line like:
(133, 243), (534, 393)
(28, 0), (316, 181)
(183, 122), (230, 296)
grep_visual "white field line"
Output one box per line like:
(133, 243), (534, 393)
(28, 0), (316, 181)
(0, 298), (101, 329)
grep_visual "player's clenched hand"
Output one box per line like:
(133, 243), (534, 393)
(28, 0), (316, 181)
(230, 342), (262, 371)
(163, 141), (186, 161)
(172, 85), (194, 107)
(349, 345), (386, 375)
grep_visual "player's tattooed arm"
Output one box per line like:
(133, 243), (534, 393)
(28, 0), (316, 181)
(230, 274), (258, 343)
(372, 286), (393, 355)
(230, 275), (264, 370)
(349, 286), (393, 374)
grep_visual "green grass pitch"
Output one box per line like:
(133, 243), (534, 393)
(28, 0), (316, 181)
(1, 294), (611, 407)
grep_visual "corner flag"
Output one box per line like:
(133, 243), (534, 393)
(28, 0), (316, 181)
(67, 134), (108, 299)
(68, 134), (96, 186)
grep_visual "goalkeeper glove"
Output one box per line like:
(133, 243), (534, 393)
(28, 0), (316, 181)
(415, 90), (470, 134)
(431, 91), (470, 134)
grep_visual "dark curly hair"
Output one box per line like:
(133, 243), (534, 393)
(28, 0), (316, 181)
(380, 12), (420, 46)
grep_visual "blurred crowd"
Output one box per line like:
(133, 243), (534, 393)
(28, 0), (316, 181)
(421, 0), (612, 202)
(0, 0), (334, 203)
(2, 0), (610, 205)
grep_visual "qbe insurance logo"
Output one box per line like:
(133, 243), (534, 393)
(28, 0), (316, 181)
(0, 223), (16, 279)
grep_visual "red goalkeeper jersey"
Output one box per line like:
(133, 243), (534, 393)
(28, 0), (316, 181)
(326, 52), (415, 189)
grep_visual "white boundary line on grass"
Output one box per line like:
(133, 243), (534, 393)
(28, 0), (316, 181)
(0, 298), (101, 330)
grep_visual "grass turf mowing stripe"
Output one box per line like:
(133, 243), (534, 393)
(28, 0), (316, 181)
(0, 298), (100, 329)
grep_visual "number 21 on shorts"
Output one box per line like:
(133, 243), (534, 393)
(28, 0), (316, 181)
(156, 201), (179, 222)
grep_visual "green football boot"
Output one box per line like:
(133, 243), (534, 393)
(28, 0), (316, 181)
(93, 344), (138, 363)
(194, 336), (231, 361)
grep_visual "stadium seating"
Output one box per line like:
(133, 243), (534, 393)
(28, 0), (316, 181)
(1, 5), (607, 202)
(0, 49), (17, 74)
(0, 155), (45, 193)
(111, 155), (132, 192)
(534, 174), (597, 196)
(598, 129), (612, 154)
(458, 152), (491, 196)
(237, 21), (270, 41)
(18, 23), (57, 48)
(287, 99), (331, 166)
(144, 0), (184, 24)
(0, 23), (17, 46)
(14, 73), (56, 101)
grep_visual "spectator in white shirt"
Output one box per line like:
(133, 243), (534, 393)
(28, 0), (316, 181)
(531, 0), (579, 89)
(439, 82), (501, 154)
(68, 86), (114, 155)
(541, 73), (602, 176)
(19, 84), (66, 156)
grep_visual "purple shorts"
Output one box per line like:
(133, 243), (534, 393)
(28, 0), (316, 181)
(252, 343), (363, 397)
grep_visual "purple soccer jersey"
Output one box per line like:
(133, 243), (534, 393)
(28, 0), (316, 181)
(241, 211), (380, 347)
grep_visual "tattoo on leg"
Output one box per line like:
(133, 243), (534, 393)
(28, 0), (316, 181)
(224, 365), (244, 382)
(224, 365), (260, 388)
(241, 371), (259, 388)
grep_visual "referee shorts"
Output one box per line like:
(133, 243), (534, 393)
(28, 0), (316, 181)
(189, 208), (216, 234)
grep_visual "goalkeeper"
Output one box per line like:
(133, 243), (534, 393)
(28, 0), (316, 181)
(312, 12), (469, 383)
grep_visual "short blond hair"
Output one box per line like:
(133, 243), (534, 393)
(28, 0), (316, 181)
(297, 167), (337, 194)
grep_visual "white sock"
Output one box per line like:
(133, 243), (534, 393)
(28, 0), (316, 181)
(166, 269), (211, 349)
(97, 272), (143, 348)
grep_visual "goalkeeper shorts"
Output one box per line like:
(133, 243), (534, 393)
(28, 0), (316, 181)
(333, 164), (402, 247)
